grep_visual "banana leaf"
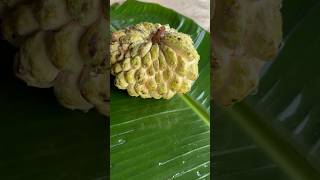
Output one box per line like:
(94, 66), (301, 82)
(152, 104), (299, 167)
(214, 0), (320, 179)
(110, 0), (210, 179)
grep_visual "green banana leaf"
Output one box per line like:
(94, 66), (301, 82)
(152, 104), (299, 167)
(110, 0), (210, 179)
(0, 41), (106, 178)
(214, 0), (320, 179)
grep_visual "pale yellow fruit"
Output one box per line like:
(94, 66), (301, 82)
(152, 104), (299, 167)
(110, 22), (200, 99)
(212, 0), (283, 106)
(1, 0), (109, 116)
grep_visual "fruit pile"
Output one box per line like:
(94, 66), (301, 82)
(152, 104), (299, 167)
(0, 0), (109, 116)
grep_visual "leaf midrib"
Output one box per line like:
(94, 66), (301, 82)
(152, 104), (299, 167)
(229, 103), (320, 180)
(179, 94), (210, 126)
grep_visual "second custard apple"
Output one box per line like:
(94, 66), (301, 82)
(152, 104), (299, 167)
(212, 0), (283, 107)
(111, 22), (200, 99)
(0, 0), (109, 116)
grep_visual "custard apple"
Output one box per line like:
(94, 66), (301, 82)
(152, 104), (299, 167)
(110, 22), (200, 99)
(212, 0), (283, 107)
(0, 0), (109, 116)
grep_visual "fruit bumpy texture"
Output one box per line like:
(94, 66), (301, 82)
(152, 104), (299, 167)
(212, 0), (283, 107)
(111, 22), (200, 99)
(0, 0), (109, 116)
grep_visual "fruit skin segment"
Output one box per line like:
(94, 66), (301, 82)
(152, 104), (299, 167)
(212, 0), (283, 107)
(111, 22), (200, 99)
(0, 0), (109, 116)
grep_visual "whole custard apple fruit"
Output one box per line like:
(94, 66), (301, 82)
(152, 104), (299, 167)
(110, 22), (200, 99)
(0, 0), (109, 116)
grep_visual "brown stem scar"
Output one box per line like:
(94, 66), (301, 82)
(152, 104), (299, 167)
(151, 26), (165, 44)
